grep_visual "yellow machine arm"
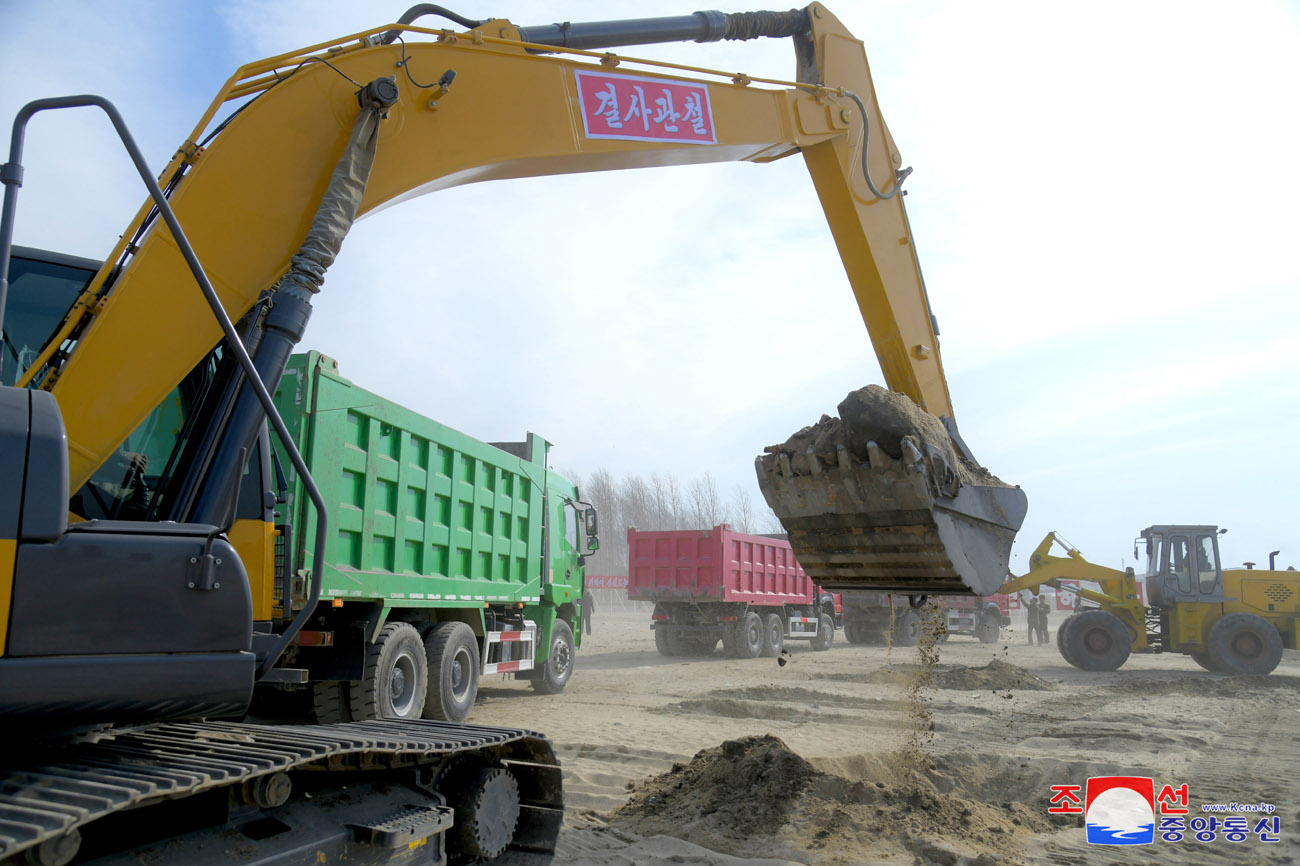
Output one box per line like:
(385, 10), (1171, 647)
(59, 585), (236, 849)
(19, 4), (942, 495)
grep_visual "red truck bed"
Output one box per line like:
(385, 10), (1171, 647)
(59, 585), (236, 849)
(627, 525), (814, 606)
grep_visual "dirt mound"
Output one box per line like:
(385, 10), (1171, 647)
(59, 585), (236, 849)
(611, 735), (815, 842)
(855, 659), (1054, 692)
(610, 735), (1062, 863)
(758, 384), (1008, 487)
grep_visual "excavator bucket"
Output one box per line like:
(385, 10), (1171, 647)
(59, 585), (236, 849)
(756, 386), (1027, 596)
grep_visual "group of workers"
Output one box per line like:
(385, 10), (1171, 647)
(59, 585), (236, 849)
(1025, 596), (1051, 645)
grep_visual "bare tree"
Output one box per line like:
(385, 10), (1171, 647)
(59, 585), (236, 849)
(688, 472), (728, 529)
(730, 484), (755, 534)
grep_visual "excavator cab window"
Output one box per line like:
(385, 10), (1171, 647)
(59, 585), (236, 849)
(0, 247), (97, 386)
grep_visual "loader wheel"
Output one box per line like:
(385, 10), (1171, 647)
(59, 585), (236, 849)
(760, 612), (785, 657)
(1207, 613), (1282, 675)
(893, 610), (921, 647)
(424, 621), (480, 722)
(350, 622), (428, 721)
(532, 619), (575, 694)
(810, 613), (835, 651)
(1191, 649), (1220, 672)
(1056, 614), (1079, 667)
(735, 610), (764, 658)
(1062, 610), (1131, 672)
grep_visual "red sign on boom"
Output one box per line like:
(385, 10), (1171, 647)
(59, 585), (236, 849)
(575, 70), (716, 144)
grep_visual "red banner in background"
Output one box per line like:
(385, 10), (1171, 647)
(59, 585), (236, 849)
(586, 575), (628, 590)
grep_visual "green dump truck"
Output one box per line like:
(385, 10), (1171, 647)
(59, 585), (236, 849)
(264, 352), (598, 723)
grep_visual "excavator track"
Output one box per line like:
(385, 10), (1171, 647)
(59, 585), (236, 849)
(0, 719), (562, 865)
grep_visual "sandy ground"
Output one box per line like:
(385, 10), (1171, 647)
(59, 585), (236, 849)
(468, 607), (1300, 866)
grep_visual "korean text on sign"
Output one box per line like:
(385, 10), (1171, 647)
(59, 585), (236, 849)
(576, 70), (716, 145)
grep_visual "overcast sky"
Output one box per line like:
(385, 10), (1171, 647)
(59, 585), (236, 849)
(2, 1), (1297, 575)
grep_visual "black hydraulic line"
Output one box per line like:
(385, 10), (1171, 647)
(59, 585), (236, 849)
(515, 8), (810, 51)
(378, 4), (488, 45)
(0, 95), (329, 681)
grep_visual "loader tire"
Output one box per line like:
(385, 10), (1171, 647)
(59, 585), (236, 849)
(810, 613), (835, 651)
(760, 612), (785, 658)
(350, 622), (428, 721)
(1191, 648), (1220, 672)
(532, 619), (575, 694)
(1207, 613), (1282, 675)
(1056, 614), (1079, 667)
(736, 610), (764, 658)
(893, 610), (921, 647)
(424, 621), (480, 722)
(1062, 610), (1130, 672)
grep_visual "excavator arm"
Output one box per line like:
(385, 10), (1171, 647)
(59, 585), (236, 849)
(7, 3), (1021, 593)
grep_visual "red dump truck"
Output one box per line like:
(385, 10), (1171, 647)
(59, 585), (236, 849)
(627, 525), (836, 658)
(840, 591), (1010, 645)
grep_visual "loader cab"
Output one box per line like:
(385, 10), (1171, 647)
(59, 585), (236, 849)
(1143, 525), (1227, 607)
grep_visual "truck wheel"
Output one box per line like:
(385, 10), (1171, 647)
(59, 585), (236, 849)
(654, 627), (677, 657)
(736, 610), (764, 658)
(1206, 613), (1283, 675)
(760, 612), (785, 657)
(424, 621), (480, 722)
(810, 613), (835, 651)
(893, 610), (921, 647)
(689, 635), (719, 656)
(1062, 610), (1130, 672)
(721, 621), (739, 657)
(844, 619), (868, 645)
(976, 615), (1001, 644)
(312, 680), (353, 724)
(532, 619), (575, 694)
(349, 622), (428, 721)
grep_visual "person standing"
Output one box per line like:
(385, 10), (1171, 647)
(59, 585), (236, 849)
(1035, 598), (1050, 646)
(1026, 597), (1039, 645)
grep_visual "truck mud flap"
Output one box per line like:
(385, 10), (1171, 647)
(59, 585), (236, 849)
(0, 719), (562, 865)
(757, 443), (1027, 596)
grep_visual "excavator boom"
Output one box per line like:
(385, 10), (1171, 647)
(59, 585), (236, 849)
(1, 4), (1023, 598)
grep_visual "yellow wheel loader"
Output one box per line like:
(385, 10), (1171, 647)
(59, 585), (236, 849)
(1003, 528), (1296, 675)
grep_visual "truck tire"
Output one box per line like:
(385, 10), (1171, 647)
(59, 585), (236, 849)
(721, 621), (739, 657)
(312, 680), (353, 724)
(532, 619), (575, 694)
(349, 622), (429, 721)
(977, 605), (1002, 644)
(654, 627), (677, 657)
(893, 610), (921, 647)
(688, 635), (719, 656)
(810, 613), (835, 651)
(735, 610), (764, 658)
(1061, 610), (1130, 672)
(760, 612), (785, 657)
(424, 621), (480, 722)
(1206, 613), (1282, 675)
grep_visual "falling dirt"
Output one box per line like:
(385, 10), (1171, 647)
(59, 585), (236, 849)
(834, 659), (1055, 692)
(610, 734), (1063, 865)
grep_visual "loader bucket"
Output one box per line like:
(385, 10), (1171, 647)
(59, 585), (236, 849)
(755, 386), (1027, 596)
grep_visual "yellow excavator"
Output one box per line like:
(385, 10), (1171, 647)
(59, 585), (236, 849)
(0, 5), (1024, 862)
(1003, 528), (1297, 675)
